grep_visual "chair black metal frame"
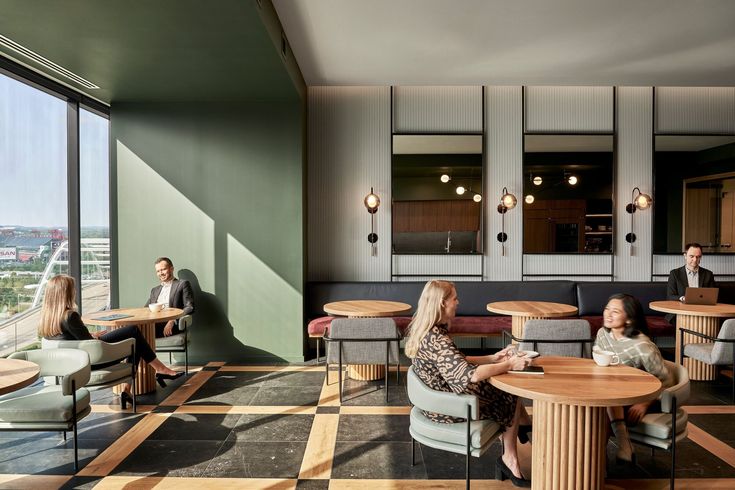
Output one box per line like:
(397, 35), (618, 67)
(155, 314), (192, 375)
(679, 327), (735, 402)
(501, 330), (593, 358)
(323, 334), (401, 403)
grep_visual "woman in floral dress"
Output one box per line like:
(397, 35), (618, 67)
(405, 280), (532, 487)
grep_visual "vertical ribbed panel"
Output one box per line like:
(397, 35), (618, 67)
(653, 254), (735, 276)
(615, 88), (653, 281)
(656, 87), (735, 134)
(486, 86), (523, 280)
(307, 87), (391, 281)
(523, 254), (612, 277)
(393, 86), (482, 133)
(392, 254), (482, 277)
(525, 86), (614, 132)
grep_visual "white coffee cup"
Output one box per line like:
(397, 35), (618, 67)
(148, 302), (165, 312)
(593, 350), (620, 367)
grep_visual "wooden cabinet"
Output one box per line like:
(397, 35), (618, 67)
(393, 200), (481, 233)
(523, 199), (586, 253)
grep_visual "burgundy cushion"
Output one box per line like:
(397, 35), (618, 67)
(448, 316), (511, 335)
(581, 316), (674, 338)
(308, 316), (414, 337)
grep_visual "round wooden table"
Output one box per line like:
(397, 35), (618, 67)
(0, 358), (40, 396)
(324, 300), (411, 381)
(649, 300), (735, 380)
(83, 307), (184, 394)
(487, 301), (578, 342)
(491, 357), (662, 490)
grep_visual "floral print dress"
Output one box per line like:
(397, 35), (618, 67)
(412, 324), (517, 428)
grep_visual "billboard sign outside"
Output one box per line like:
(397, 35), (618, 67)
(0, 247), (17, 260)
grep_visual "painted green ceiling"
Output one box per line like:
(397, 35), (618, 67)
(0, 0), (298, 103)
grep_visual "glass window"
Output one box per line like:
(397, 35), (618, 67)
(80, 108), (110, 313)
(0, 72), (67, 355)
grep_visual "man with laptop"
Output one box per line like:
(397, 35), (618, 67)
(666, 242), (717, 322)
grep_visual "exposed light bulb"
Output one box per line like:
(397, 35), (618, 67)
(532, 176), (542, 186)
(501, 193), (517, 209)
(567, 175), (578, 186)
(525, 195), (535, 204)
(456, 186), (466, 195)
(473, 193), (482, 203)
(440, 174), (450, 183)
(635, 193), (652, 210)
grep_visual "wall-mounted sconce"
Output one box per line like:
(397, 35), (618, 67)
(364, 187), (380, 256)
(625, 186), (653, 254)
(496, 187), (517, 256)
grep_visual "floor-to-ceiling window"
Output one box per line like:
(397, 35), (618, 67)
(0, 67), (110, 356)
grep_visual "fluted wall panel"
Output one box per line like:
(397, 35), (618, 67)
(393, 254), (482, 277)
(393, 86), (483, 133)
(308, 87), (391, 281)
(523, 254), (612, 277)
(615, 87), (653, 280)
(525, 86), (614, 132)
(485, 86), (523, 280)
(653, 254), (735, 277)
(656, 88), (735, 134)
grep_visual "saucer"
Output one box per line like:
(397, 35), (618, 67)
(519, 350), (539, 359)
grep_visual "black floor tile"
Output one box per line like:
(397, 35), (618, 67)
(77, 412), (145, 440)
(185, 382), (261, 405)
(0, 437), (114, 475)
(337, 379), (410, 406)
(59, 475), (104, 489)
(419, 442), (501, 480)
(113, 440), (223, 477)
(337, 415), (411, 442)
(148, 413), (241, 441)
(201, 441), (307, 478)
(316, 406), (340, 414)
(295, 479), (330, 489)
(228, 414), (314, 442)
(332, 441), (427, 479)
(249, 386), (322, 406)
(260, 371), (325, 388)
(688, 413), (735, 448)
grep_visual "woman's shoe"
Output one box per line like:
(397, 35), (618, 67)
(518, 424), (532, 444)
(155, 372), (184, 388)
(495, 457), (531, 488)
(120, 391), (134, 410)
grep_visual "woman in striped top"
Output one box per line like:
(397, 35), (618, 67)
(595, 293), (674, 464)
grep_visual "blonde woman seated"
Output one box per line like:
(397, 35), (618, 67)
(405, 280), (532, 488)
(38, 275), (183, 408)
(596, 293), (674, 464)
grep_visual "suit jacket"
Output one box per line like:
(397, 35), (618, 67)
(146, 278), (195, 316)
(665, 266), (716, 323)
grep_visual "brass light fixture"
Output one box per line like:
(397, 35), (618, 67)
(496, 187), (517, 256)
(364, 187), (380, 256)
(625, 187), (653, 254)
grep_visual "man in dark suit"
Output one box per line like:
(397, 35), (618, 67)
(146, 257), (195, 337)
(666, 242), (716, 323)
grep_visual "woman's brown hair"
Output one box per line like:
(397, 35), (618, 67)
(38, 274), (77, 338)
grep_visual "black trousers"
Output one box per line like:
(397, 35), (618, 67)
(99, 324), (156, 365)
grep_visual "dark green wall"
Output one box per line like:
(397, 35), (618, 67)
(112, 99), (304, 362)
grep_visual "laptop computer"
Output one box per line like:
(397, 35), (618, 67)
(684, 287), (719, 305)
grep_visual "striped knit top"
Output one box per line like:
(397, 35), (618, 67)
(595, 328), (674, 389)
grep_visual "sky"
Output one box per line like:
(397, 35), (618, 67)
(0, 73), (109, 228)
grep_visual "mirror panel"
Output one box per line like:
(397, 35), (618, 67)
(392, 135), (483, 254)
(523, 134), (614, 253)
(654, 135), (735, 253)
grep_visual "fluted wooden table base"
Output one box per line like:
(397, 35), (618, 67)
(532, 400), (607, 490)
(512, 316), (545, 343)
(676, 314), (718, 381)
(113, 322), (157, 395)
(347, 364), (385, 381)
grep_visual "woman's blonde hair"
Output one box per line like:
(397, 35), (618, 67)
(404, 280), (455, 358)
(38, 274), (77, 338)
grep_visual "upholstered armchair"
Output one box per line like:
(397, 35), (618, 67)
(155, 314), (193, 374)
(503, 319), (593, 358)
(0, 349), (91, 471)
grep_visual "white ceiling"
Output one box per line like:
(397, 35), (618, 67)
(273, 0), (735, 87)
